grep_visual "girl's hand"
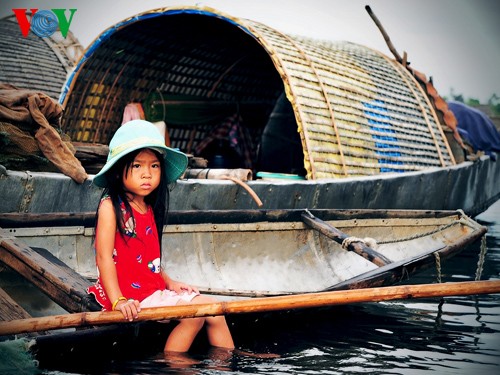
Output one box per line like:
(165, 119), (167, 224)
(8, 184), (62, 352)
(168, 280), (199, 295)
(115, 299), (141, 321)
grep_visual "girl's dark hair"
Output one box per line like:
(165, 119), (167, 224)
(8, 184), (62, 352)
(94, 148), (170, 250)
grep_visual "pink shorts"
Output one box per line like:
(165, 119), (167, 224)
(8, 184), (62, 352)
(140, 289), (198, 308)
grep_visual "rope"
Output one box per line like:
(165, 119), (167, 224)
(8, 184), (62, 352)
(341, 236), (378, 250)
(376, 221), (457, 245)
(475, 235), (488, 281)
(220, 175), (263, 207)
(377, 211), (479, 245)
(434, 252), (442, 283)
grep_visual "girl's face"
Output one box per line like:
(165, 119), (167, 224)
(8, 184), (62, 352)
(122, 149), (162, 198)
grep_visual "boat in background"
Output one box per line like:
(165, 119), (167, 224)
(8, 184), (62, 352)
(1, 153), (499, 216)
(1, 6), (499, 216)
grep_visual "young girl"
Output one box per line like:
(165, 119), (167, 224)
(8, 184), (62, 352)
(87, 119), (234, 353)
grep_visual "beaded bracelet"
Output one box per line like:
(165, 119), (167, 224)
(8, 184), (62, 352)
(112, 296), (127, 310)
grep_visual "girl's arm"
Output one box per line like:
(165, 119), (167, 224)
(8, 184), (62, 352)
(96, 199), (140, 320)
(161, 270), (199, 295)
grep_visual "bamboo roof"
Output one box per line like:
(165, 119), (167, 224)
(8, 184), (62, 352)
(60, 6), (455, 179)
(0, 15), (84, 100)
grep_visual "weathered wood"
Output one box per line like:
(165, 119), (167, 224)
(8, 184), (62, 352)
(72, 142), (108, 173)
(0, 231), (100, 313)
(1, 280), (499, 336)
(301, 210), (392, 266)
(0, 212), (95, 228)
(0, 209), (459, 228)
(0, 286), (44, 338)
(0, 286), (32, 322)
(73, 142), (108, 160)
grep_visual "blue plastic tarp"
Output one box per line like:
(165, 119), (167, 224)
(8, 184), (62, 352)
(448, 101), (500, 160)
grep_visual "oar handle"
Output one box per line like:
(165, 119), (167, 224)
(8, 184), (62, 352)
(1, 280), (500, 336)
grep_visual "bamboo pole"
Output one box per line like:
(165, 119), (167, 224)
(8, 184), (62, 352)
(1, 280), (499, 336)
(365, 5), (404, 64)
(301, 210), (391, 266)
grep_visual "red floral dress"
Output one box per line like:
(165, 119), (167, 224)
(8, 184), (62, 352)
(87, 197), (166, 310)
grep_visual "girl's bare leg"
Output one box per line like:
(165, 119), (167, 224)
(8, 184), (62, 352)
(164, 317), (204, 352)
(191, 295), (234, 349)
(205, 315), (234, 348)
(164, 295), (234, 352)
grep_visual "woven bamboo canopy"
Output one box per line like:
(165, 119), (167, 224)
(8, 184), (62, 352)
(60, 6), (455, 180)
(0, 15), (83, 100)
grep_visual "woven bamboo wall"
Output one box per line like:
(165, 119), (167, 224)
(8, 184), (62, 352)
(60, 6), (455, 180)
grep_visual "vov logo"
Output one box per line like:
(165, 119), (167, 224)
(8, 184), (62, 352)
(12, 8), (77, 38)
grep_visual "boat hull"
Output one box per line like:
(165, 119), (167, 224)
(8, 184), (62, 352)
(1, 156), (499, 216)
(0, 208), (488, 370)
(0, 209), (487, 296)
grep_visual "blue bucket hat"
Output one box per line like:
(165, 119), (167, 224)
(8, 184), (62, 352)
(92, 120), (188, 188)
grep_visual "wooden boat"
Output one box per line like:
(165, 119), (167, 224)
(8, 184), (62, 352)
(0, 208), (488, 296)
(1, 6), (499, 216)
(0, 208), (496, 371)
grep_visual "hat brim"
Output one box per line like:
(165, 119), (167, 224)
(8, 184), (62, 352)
(92, 144), (188, 188)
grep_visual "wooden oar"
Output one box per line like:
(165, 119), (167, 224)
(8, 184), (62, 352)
(1, 280), (499, 336)
(301, 210), (392, 266)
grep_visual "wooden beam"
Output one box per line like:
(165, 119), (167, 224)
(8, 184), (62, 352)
(1, 280), (499, 336)
(301, 210), (392, 266)
(0, 231), (100, 313)
(0, 287), (32, 322)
